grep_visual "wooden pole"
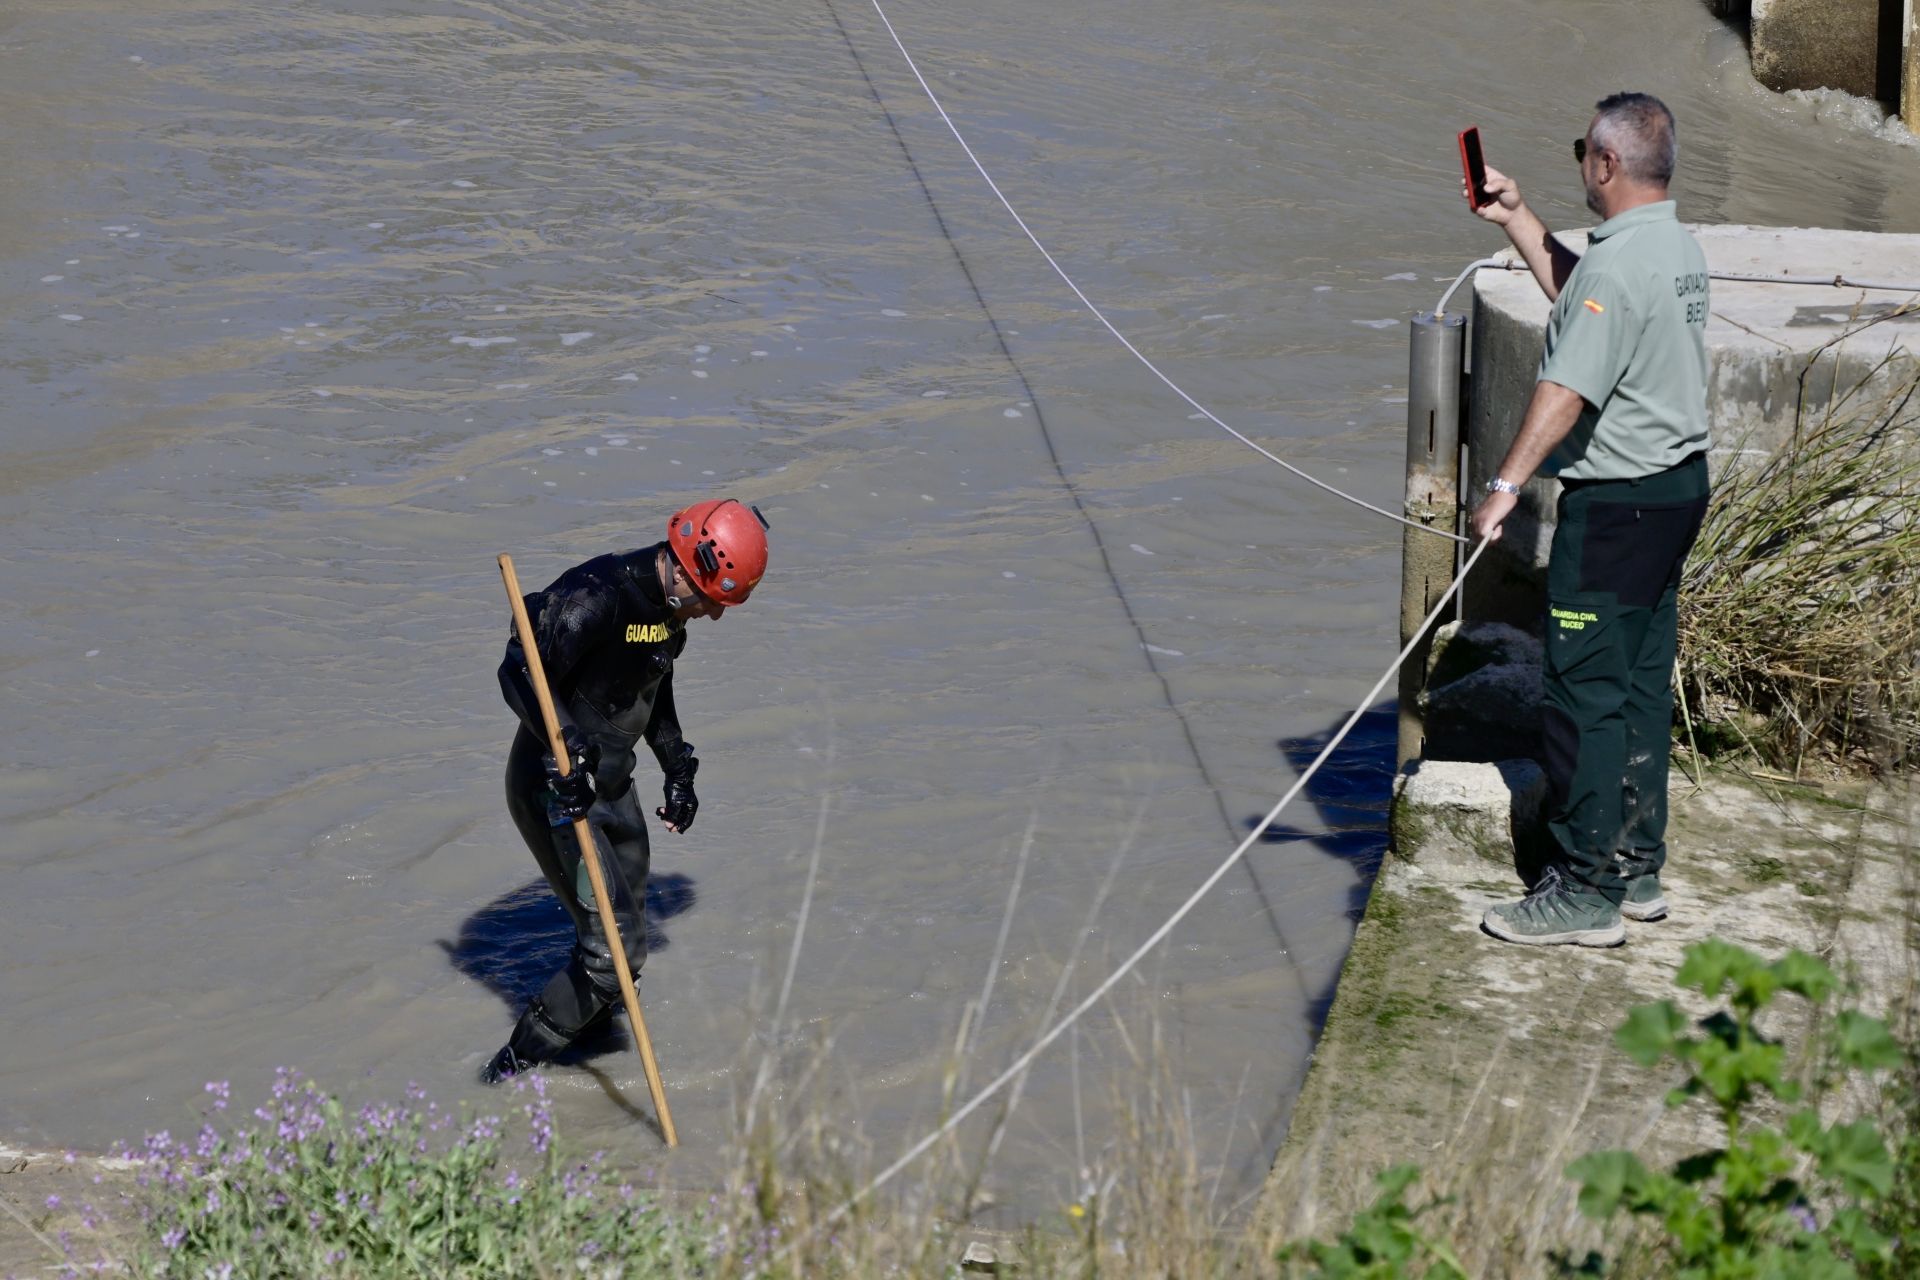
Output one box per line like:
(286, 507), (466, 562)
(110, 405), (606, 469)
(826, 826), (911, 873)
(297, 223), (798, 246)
(497, 553), (679, 1147)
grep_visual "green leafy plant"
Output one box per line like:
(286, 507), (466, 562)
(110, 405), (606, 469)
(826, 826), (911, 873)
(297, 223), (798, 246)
(1567, 940), (1907, 1278)
(1277, 1163), (1469, 1279)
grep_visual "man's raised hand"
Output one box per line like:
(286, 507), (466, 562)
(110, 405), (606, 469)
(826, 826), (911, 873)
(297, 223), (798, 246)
(1466, 164), (1524, 226)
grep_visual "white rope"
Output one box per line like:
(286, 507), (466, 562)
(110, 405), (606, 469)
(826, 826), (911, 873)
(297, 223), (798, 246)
(1431, 257), (1512, 320)
(861, 0), (1466, 544)
(799, 537), (1490, 1241)
(1707, 270), (1920, 292)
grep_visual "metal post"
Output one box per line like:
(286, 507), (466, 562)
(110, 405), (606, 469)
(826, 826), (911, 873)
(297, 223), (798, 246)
(1396, 311), (1466, 771)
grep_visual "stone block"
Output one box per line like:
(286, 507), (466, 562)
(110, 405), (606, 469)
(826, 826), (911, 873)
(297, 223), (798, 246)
(1389, 758), (1550, 882)
(1751, 0), (1882, 98)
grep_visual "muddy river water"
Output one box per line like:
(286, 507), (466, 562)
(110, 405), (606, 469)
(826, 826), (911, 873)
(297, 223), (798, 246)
(4, 0), (1917, 1211)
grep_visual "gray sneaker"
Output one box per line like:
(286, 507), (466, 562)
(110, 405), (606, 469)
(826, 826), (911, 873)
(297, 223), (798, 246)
(1483, 867), (1625, 947)
(1620, 872), (1668, 922)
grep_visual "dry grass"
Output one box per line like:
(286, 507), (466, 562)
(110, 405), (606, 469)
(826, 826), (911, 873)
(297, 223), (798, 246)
(1678, 334), (1920, 776)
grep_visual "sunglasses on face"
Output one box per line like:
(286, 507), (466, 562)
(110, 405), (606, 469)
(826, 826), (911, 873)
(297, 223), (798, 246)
(1573, 138), (1590, 163)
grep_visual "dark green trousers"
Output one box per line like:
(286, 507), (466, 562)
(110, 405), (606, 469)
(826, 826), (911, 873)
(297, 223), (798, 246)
(1542, 453), (1709, 903)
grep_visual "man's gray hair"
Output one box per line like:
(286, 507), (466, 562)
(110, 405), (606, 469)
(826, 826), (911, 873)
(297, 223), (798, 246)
(1590, 92), (1677, 186)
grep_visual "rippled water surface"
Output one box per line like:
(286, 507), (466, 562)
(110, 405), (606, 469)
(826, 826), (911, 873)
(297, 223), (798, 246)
(4, 0), (1917, 1207)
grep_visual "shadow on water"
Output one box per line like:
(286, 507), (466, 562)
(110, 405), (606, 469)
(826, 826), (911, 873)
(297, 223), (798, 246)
(1248, 701), (1399, 1028)
(438, 872), (698, 1063)
(1695, 0), (1752, 48)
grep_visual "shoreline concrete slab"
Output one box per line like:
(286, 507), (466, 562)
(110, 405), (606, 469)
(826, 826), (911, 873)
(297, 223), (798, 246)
(1260, 764), (1915, 1277)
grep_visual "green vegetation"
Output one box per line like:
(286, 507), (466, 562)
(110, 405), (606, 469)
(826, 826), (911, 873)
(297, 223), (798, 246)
(1566, 941), (1906, 1278)
(67, 1072), (708, 1279)
(1277, 1165), (1467, 1279)
(31, 948), (1915, 1279)
(1281, 940), (1916, 1280)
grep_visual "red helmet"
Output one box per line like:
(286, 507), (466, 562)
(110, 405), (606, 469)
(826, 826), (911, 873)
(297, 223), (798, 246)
(666, 498), (769, 607)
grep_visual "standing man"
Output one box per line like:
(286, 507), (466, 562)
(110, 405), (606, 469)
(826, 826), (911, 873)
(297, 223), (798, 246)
(480, 498), (770, 1082)
(1466, 93), (1711, 947)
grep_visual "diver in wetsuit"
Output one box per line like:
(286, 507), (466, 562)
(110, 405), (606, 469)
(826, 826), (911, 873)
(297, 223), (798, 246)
(480, 497), (770, 1084)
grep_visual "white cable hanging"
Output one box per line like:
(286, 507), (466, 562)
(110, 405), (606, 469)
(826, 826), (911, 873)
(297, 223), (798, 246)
(862, 0), (1467, 544)
(793, 538), (1490, 1245)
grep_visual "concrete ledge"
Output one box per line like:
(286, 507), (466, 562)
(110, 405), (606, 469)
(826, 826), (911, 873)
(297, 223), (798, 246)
(1463, 224), (1920, 629)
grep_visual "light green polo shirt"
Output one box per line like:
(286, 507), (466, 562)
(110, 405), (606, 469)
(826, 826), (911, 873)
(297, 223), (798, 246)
(1537, 200), (1711, 481)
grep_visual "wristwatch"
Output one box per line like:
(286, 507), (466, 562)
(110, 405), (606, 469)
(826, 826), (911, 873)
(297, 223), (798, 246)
(1485, 476), (1522, 496)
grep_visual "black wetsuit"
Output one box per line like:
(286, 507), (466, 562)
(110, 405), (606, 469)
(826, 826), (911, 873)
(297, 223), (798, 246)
(496, 542), (691, 1056)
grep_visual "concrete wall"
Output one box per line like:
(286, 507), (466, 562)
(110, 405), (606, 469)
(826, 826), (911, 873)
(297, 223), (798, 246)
(1746, 0), (1920, 123)
(1461, 224), (1920, 631)
(1907, 0), (1920, 131)
(1751, 0), (1886, 97)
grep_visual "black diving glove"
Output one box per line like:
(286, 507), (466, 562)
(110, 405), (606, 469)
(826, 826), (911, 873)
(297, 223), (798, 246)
(655, 743), (699, 833)
(543, 727), (600, 827)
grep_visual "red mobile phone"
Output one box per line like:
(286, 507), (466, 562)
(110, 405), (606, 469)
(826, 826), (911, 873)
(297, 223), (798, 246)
(1458, 126), (1493, 209)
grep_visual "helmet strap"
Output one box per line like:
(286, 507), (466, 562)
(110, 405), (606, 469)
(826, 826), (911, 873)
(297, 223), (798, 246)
(657, 547), (686, 610)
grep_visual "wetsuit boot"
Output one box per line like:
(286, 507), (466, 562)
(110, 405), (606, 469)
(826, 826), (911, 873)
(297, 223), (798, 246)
(478, 1000), (575, 1085)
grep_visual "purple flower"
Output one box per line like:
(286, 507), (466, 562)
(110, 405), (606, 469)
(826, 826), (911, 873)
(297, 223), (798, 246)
(203, 1080), (230, 1111)
(161, 1226), (184, 1250)
(45, 1195), (61, 1210)
(526, 1096), (554, 1157)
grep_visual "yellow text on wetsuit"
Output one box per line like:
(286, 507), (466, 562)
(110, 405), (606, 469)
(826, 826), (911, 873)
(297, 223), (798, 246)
(625, 623), (671, 643)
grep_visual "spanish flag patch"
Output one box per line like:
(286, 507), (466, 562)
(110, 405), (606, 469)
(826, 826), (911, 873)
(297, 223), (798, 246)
(1582, 298), (1605, 314)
